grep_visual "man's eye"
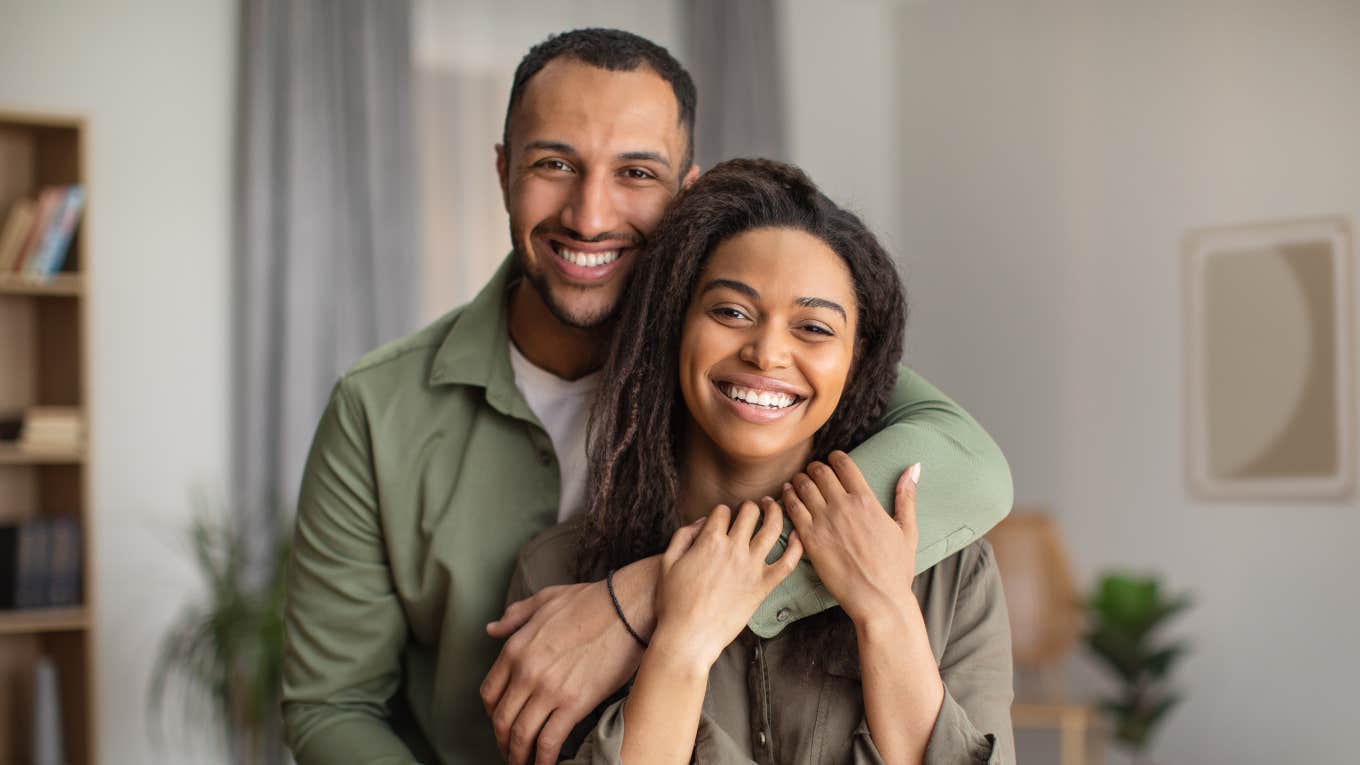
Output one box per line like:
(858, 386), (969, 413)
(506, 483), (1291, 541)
(622, 167), (656, 180)
(537, 159), (573, 173)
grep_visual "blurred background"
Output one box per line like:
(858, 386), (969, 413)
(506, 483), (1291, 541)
(1, 0), (1358, 763)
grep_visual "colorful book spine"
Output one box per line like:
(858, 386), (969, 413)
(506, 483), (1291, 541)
(13, 187), (63, 274)
(27, 185), (86, 278)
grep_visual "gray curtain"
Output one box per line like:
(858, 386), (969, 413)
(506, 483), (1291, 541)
(686, 0), (788, 169)
(233, 0), (418, 541)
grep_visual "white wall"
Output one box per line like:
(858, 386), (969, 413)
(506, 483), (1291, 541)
(0, 1), (235, 763)
(892, 2), (1360, 762)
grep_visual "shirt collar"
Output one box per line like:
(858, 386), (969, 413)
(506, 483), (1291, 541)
(427, 254), (536, 422)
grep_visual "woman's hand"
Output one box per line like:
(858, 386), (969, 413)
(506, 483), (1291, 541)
(652, 502), (804, 669)
(780, 451), (921, 626)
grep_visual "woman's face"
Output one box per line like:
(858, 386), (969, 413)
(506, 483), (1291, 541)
(679, 226), (859, 463)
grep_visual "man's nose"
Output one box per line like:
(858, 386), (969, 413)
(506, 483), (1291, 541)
(560, 170), (621, 241)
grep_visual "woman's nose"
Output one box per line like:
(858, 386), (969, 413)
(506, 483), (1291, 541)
(738, 327), (792, 370)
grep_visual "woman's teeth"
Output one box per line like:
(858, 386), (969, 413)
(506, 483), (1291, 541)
(557, 247), (621, 267)
(722, 384), (798, 409)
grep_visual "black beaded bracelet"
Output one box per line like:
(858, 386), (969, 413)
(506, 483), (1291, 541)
(606, 568), (649, 649)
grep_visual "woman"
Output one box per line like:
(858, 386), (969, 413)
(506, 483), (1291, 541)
(507, 159), (1013, 764)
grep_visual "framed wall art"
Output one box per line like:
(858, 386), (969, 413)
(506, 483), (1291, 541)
(1184, 216), (1355, 500)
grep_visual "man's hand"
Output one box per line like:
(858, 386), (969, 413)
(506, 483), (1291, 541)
(481, 558), (658, 765)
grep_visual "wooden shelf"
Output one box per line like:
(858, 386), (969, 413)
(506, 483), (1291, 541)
(0, 607), (88, 635)
(0, 273), (83, 296)
(0, 442), (84, 465)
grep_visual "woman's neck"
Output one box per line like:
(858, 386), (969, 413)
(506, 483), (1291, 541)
(678, 421), (813, 524)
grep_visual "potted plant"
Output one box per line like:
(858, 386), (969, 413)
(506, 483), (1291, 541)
(1084, 572), (1191, 764)
(148, 508), (291, 764)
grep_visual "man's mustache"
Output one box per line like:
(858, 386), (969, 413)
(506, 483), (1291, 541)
(533, 224), (644, 248)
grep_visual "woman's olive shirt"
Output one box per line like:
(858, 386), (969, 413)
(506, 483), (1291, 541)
(508, 521), (1015, 764)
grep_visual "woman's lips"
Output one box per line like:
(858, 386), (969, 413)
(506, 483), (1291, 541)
(711, 379), (806, 424)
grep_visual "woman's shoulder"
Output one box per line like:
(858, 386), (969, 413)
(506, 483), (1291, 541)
(915, 538), (998, 589)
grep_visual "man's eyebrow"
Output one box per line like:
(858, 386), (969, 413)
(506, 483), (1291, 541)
(619, 150), (671, 169)
(700, 278), (759, 300)
(797, 296), (848, 321)
(523, 140), (578, 156)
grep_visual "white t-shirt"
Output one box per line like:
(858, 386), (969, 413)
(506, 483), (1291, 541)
(508, 341), (602, 522)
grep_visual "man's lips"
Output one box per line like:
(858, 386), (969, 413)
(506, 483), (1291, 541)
(539, 237), (635, 282)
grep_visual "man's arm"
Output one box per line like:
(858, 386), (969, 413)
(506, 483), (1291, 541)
(281, 379), (418, 765)
(749, 364), (1013, 636)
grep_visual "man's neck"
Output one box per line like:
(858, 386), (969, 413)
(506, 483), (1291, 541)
(678, 421), (813, 525)
(507, 280), (611, 380)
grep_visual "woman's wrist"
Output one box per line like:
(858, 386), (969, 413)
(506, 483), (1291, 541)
(648, 622), (723, 675)
(848, 591), (920, 640)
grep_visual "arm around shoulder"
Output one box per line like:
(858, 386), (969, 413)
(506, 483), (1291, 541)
(282, 378), (419, 764)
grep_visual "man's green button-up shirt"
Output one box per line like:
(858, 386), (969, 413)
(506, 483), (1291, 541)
(281, 256), (1014, 764)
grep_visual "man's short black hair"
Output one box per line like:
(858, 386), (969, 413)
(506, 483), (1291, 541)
(502, 28), (697, 172)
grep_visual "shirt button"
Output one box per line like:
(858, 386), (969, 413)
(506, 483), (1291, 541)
(775, 607), (791, 623)
(537, 450), (552, 466)
(757, 730), (768, 747)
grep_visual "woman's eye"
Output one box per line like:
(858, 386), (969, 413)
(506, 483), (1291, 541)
(800, 324), (834, 337)
(712, 307), (748, 321)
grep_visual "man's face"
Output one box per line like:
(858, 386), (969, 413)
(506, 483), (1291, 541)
(497, 58), (697, 329)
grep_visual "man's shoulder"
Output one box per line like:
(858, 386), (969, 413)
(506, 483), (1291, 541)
(337, 306), (467, 393)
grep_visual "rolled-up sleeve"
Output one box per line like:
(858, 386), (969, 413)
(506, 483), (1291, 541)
(564, 699), (763, 765)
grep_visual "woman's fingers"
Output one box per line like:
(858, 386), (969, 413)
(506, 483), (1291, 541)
(730, 500), (762, 541)
(703, 503), (732, 538)
(750, 498), (785, 556)
(807, 461), (848, 502)
(663, 516), (706, 565)
(894, 463), (921, 530)
(791, 471), (826, 512)
(782, 482), (814, 533)
(767, 530), (803, 583)
(828, 450), (874, 498)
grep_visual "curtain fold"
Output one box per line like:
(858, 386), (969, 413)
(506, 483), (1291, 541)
(686, 0), (788, 169)
(233, 0), (418, 543)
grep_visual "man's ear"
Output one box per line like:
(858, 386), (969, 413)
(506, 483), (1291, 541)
(680, 163), (701, 190)
(495, 143), (511, 205)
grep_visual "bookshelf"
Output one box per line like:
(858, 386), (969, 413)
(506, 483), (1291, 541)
(0, 111), (96, 764)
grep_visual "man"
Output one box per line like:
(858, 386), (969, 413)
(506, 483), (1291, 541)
(282, 28), (1012, 765)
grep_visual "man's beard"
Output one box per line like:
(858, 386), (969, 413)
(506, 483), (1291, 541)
(519, 255), (616, 329)
(512, 225), (642, 330)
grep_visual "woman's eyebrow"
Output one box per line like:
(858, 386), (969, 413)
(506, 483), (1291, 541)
(700, 278), (759, 300)
(797, 296), (847, 321)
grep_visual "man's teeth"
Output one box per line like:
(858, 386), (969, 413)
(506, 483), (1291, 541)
(557, 247), (621, 267)
(722, 384), (797, 409)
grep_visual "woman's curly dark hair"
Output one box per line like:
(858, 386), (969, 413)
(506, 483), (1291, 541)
(578, 158), (908, 579)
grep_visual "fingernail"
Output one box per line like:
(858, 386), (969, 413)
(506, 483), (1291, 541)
(783, 482), (792, 491)
(907, 463), (922, 484)
(761, 495), (773, 503)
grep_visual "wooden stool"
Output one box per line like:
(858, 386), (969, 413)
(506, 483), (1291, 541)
(1011, 702), (1104, 765)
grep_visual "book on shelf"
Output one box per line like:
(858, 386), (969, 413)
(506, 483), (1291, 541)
(0, 196), (36, 272)
(19, 406), (84, 451)
(1, 185), (85, 279)
(0, 517), (82, 610)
